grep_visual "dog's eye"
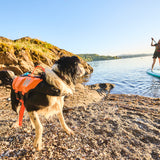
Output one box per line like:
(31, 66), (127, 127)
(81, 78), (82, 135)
(75, 62), (79, 65)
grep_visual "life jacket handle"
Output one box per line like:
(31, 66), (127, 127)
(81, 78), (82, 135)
(29, 66), (45, 77)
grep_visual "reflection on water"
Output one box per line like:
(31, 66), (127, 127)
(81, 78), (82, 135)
(86, 56), (160, 98)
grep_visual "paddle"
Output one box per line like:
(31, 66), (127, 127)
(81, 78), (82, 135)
(151, 37), (157, 43)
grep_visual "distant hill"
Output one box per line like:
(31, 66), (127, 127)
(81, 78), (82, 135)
(0, 37), (93, 75)
(77, 54), (119, 62)
(77, 53), (152, 62)
(118, 53), (152, 59)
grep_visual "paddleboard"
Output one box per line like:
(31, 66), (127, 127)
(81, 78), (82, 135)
(146, 69), (160, 78)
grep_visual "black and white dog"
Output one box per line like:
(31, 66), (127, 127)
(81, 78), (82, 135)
(0, 56), (85, 151)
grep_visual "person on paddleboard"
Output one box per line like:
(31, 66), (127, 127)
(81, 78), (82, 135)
(151, 38), (160, 71)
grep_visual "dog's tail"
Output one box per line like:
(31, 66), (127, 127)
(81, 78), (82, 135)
(0, 70), (16, 88)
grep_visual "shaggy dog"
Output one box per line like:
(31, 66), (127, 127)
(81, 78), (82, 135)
(0, 56), (85, 151)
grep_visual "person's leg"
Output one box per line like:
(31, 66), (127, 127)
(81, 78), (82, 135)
(158, 58), (160, 66)
(152, 58), (156, 71)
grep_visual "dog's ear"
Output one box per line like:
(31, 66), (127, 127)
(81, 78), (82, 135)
(71, 56), (80, 63)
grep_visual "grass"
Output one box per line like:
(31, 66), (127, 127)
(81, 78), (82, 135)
(0, 37), (57, 60)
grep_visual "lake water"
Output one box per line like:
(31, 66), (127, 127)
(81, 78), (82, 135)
(86, 56), (160, 98)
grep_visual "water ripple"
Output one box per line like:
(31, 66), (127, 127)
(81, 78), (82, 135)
(87, 56), (160, 98)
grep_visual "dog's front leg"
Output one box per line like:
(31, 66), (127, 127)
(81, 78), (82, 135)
(28, 111), (43, 151)
(57, 111), (74, 135)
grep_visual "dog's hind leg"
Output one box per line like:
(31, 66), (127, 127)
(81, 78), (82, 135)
(57, 111), (74, 135)
(11, 106), (21, 128)
(28, 111), (43, 151)
(30, 118), (35, 129)
(11, 88), (21, 128)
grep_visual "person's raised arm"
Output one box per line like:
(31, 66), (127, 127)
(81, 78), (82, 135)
(151, 37), (156, 46)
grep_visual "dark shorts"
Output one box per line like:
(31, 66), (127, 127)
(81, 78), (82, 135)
(153, 51), (160, 58)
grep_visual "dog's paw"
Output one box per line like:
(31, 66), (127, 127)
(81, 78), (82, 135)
(66, 128), (74, 135)
(11, 121), (19, 128)
(34, 140), (42, 151)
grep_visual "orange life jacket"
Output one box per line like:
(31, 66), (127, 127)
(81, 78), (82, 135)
(12, 66), (44, 126)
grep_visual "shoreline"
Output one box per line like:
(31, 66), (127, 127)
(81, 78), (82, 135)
(0, 85), (160, 159)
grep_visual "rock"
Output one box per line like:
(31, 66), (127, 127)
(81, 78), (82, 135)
(0, 51), (18, 65)
(86, 83), (115, 93)
(64, 83), (114, 108)
(18, 59), (34, 73)
(3, 65), (23, 75)
(0, 36), (93, 75)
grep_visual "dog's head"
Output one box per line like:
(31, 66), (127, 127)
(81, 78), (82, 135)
(52, 56), (85, 84)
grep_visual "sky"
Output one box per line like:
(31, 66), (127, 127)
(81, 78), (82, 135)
(0, 0), (160, 56)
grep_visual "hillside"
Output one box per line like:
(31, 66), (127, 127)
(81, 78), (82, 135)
(77, 54), (119, 62)
(0, 37), (93, 75)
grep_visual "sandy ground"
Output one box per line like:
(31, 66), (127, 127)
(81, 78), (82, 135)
(0, 85), (160, 160)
